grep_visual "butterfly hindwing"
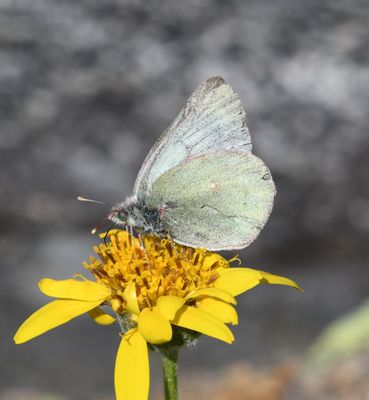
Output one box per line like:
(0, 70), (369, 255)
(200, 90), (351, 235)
(145, 152), (275, 250)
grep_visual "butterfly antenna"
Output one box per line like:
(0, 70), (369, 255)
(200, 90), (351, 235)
(77, 196), (113, 234)
(91, 217), (109, 235)
(103, 228), (113, 245)
(91, 209), (120, 235)
(77, 196), (105, 205)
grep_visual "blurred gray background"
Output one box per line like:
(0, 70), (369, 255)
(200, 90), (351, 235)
(1, 0), (369, 399)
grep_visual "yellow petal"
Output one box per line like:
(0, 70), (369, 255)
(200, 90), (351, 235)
(115, 329), (149, 400)
(214, 268), (263, 296)
(202, 252), (227, 269)
(197, 297), (238, 325)
(138, 307), (172, 344)
(123, 282), (140, 315)
(14, 299), (102, 344)
(186, 287), (237, 305)
(157, 296), (186, 321)
(111, 298), (123, 312)
(88, 307), (116, 325)
(39, 278), (111, 301)
(258, 270), (303, 291)
(172, 305), (234, 344)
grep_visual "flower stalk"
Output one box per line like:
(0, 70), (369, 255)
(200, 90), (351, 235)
(160, 347), (179, 400)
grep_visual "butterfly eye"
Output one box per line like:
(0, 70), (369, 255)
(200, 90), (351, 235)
(117, 210), (128, 223)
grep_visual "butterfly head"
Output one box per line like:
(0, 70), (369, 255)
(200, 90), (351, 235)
(106, 207), (127, 226)
(107, 196), (140, 227)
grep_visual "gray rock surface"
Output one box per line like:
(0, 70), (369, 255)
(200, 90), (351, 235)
(1, 1), (369, 399)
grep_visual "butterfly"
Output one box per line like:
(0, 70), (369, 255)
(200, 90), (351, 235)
(94, 76), (275, 251)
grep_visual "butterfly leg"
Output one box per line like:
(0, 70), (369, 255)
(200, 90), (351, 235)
(128, 225), (134, 246)
(138, 233), (145, 250)
(103, 228), (113, 246)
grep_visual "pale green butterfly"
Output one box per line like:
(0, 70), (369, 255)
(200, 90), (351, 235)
(106, 76), (276, 251)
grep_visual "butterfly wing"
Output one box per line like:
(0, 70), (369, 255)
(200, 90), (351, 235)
(145, 152), (276, 251)
(133, 76), (252, 198)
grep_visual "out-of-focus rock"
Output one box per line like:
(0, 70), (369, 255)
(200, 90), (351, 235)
(1, 0), (368, 259)
(153, 361), (298, 400)
(2, 1), (369, 399)
(286, 346), (369, 400)
(0, 390), (64, 400)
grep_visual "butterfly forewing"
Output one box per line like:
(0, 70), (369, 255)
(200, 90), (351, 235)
(133, 76), (252, 198)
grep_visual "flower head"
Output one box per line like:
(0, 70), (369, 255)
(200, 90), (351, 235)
(86, 231), (229, 314)
(14, 230), (301, 400)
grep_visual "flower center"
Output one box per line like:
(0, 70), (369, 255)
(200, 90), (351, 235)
(83, 230), (229, 312)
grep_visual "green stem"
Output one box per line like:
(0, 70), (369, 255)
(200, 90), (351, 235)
(160, 347), (179, 400)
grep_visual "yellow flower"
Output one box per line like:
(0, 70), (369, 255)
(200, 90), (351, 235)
(14, 230), (301, 400)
